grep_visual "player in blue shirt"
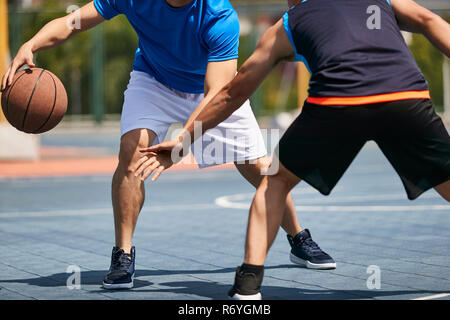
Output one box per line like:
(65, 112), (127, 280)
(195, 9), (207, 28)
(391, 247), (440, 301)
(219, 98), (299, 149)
(1, 0), (336, 291)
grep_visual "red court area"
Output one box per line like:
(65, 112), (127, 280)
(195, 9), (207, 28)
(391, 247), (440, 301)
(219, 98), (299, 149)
(0, 146), (233, 179)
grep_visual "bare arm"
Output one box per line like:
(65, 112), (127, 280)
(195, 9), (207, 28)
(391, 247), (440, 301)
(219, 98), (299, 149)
(183, 58), (238, 133)
(391, 0), (450, 57)
(1, 1), (105, 91)
(132, 59), (237, 181)
(135, 18), (294, 181)
(182, 18), (294, 143)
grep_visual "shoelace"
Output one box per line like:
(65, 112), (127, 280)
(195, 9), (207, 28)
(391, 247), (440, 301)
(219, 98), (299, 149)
(112, 251), (132, 271)
(298, 237), (322, 256)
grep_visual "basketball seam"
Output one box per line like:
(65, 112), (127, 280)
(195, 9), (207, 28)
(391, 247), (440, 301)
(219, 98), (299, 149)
(4, 71), (28, 121)
(33, 71), (58, 134)
(21, 69), (45, 131)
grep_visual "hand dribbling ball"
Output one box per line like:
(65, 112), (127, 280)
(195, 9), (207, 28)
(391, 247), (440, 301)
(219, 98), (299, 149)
(1, 68), (68, 134)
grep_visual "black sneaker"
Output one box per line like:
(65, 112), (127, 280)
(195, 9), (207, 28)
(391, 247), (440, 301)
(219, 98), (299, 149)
(287, 229), (336, 269)
(103, 246), (135, 289)
(228, 265), (263, 300)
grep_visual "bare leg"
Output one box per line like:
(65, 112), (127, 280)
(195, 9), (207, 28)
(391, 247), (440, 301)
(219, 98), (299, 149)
(434, 180), (450, 202)
(243, 162), (301, 265)
(235, 157), (302, 237)
(111, 129), (156, 253)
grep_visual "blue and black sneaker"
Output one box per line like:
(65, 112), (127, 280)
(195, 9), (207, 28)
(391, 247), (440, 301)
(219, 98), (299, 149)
(228, 264), (263, 300)
(287, 229), (336, 270)
(103, 246), (135, 289)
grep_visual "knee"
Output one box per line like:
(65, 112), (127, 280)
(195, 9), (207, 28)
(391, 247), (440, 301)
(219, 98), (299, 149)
(235, 157), (274, 187)
(264, 171), (298, 194)
(118, 131), (153, 175)
(262, 159), (300, 193)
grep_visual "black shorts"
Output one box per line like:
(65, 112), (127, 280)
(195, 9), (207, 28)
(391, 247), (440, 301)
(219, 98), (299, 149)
(277, 99), (450, 200)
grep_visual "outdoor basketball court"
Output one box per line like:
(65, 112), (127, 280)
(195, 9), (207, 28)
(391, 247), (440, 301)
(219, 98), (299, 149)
(0, 126), (449, 300)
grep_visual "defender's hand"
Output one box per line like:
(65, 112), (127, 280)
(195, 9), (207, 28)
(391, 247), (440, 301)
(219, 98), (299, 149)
(1, 43), (36, 92)
(134, 139), (184, 181)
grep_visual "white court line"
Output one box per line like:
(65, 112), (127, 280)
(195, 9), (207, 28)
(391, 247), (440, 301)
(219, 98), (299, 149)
(412, 293), (450, 300)
(294, 205), (450, 212)
(215, 192), (449, 211)
(2, 191), (448, 218)
(285, 191), (438, 204)
(0, 203), (215, 218)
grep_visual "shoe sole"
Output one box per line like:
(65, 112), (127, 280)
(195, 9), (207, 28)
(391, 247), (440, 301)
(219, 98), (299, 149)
(102, 274), (134, 290)
(290, 252), (337, 270)
(229, 293), (262, 300)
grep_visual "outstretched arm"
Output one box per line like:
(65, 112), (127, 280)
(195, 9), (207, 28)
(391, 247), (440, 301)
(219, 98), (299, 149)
(181, 18), (294, 143)
(391, 0), (450, 57)
(1, 1), (105, 91)
(132, 58), (238, 181)
(136, 18), (295, 181)
(182, 58), (238, 139)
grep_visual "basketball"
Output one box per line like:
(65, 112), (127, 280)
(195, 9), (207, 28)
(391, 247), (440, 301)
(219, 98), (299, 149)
(1, 68), (67, 134)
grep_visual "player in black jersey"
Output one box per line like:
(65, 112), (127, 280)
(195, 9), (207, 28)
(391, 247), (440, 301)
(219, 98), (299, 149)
(136, 0), (450, 299)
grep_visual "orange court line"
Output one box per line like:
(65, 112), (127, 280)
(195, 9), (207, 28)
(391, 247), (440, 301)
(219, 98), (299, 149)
(307, 90), (430, 106)
(0, 155), (234, 179)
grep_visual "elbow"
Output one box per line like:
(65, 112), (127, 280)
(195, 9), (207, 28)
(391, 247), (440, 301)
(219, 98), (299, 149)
(58, 16), (78, 38)
(51, 17), (76, 41)
(224, 81), (248, 109)
(210, 84), (245, 119)
(418, 10), (440, 34)
(228, 65), (254, 102)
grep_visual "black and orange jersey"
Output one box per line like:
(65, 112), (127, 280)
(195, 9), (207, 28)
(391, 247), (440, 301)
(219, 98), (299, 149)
(284, 0), (430, 105)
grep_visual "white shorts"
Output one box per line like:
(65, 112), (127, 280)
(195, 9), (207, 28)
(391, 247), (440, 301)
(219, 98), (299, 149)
(121, 71), (267, 168)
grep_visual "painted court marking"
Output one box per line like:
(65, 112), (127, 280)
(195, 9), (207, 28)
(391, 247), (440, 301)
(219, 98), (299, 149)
(412, 293), (450, 300)
(2, 191), (448, 218)
(215, 192), (450, 211)
(0, 154), (234, 179)
(0, 203), (215, 219)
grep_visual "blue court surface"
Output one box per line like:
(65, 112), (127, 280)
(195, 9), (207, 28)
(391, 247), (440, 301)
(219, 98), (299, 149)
(0, 128), (449, 300)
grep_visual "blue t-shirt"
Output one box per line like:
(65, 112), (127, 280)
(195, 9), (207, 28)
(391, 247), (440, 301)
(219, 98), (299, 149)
(94, 0), (240, 93)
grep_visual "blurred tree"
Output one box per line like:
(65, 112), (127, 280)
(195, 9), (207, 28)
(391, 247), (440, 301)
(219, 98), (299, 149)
(11, 0), (137, 117)
(409, 34), (444, 111)
(102, 14), (137, 115)
(21, 0), (93, 115)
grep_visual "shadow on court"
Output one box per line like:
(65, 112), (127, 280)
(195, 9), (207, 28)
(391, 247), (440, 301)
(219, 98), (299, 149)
(124, 281), (447, 300)
(0, 265), (295, 288)
(0, 266), (447, 300)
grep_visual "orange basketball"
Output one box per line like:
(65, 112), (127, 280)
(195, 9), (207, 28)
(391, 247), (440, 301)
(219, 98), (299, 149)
(1, 68), (68, 134)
